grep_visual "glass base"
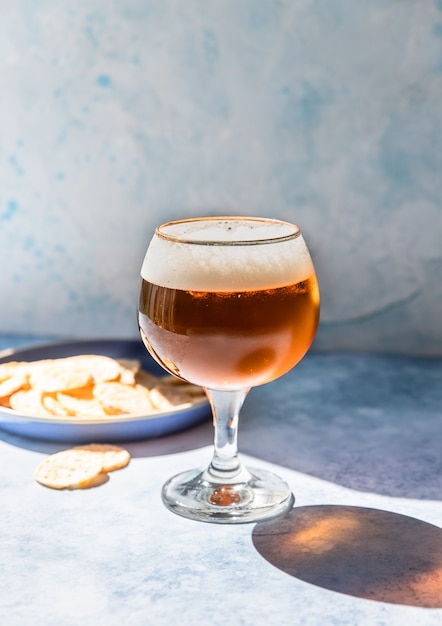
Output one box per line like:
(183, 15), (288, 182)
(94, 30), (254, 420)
(161, 465), (294, 524)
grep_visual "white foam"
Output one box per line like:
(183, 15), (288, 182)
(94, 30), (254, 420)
(141, 218), (315, 291)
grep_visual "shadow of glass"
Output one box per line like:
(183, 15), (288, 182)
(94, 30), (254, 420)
(252, 505), (442, 608)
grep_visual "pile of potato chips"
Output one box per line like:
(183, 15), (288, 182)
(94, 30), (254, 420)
(0, 354), (205, 419)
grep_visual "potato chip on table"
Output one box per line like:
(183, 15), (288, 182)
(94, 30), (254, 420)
(34, 444), (131, 490)
(34, 449), (108, 490)
(72, 443), (131, 472)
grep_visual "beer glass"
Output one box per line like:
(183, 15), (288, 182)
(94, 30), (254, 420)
(138, 216), (320, 523)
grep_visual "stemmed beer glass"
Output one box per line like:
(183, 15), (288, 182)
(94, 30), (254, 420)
(138, 216), (319, 523)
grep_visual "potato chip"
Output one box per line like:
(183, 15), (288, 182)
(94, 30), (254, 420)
(42, 394), (71, 417)
(67, 355), (123, 383)
(116, 359), (141, 385)
(34, 449), (108, 490)
(93, 381), (156, 415)
(29, 360), (93, 393)
(9, 389), (53, 417)
(0, 361), (28, 382)
(148, 387), (194, 412)
(0, 374), (28, 401)
(56, 392), (109, 418)
(72, 443), (131, 472)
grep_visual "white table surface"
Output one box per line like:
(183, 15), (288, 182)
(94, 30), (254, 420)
(0, 335), (441, 626)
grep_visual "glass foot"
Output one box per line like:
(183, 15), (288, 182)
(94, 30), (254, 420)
(161, 465), (294, 524)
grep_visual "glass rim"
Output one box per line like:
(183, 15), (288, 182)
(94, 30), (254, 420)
(155, 216), (301, 246)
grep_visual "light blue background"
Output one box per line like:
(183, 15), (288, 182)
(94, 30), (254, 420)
(0, 1), (441, 355)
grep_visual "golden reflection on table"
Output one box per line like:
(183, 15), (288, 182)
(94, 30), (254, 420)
(253, 505), (442, 608)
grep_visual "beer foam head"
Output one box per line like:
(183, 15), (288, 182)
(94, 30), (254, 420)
(141, 217), (315, 291)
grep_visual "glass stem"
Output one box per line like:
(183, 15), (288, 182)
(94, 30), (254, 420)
(204, 388), (250, 479)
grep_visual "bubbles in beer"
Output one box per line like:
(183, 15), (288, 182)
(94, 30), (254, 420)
(141, 218), (315, 291)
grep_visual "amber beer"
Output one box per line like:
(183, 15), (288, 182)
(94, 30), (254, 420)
(139, 277), (318, 389)
(138, 218), (319, 390)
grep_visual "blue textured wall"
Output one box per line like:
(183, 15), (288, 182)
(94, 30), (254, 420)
(0, 1), (441, 355)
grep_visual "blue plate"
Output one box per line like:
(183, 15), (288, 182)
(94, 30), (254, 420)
(0, 339), (210, 443)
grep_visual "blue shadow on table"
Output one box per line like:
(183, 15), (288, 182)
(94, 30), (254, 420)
(241, 352), (442, 501)
(252, 505), (442, 608)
